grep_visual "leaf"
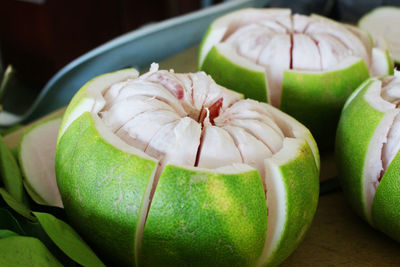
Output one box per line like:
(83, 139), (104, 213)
(0, 188), (35, 221)
(0, 235), (62, 266)
(0, 229), (19, 238)
(0, 135), (28, 205)
(34, 212), (105, 267)
(0, 208), (24, 234)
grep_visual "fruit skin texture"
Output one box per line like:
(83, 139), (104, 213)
(201, 46), (268, 103)
(335, 77), (400, 242)
(140, 166), (267, 267)
(280, 62), (369, 150)
(56, 112), (157, 266)
(56, 68), (320, 266)
(335, 80), (380, 222)
(372, 150), (400, 242)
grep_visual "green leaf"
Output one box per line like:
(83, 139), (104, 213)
(0, 135), (27, 205)
(0, 229), (19, 238)
(34, 212), (105, 267)
(0, 188), (35, 221)
(0, 235), (62, 266)
(0, 208), (24, 234)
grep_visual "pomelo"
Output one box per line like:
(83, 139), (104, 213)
(55, 64), (320, 266)
(359, 6), (400, 65)
(199, 8), (393, 150)
(335, 70), (400, 241)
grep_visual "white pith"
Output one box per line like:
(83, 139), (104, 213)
(200, 8), (389, 107)
(20, 117), (63, 208)
(362, 71), (400, 224)
(257, 138), (306, 267)
(359, 7), (400, 62)
(58, 65), (318, 264)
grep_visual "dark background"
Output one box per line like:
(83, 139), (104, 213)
(1, 0), (399, 94)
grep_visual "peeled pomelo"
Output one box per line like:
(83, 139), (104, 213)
(18, 116), (63, 208)
(55, 64), (320, 266)
(199, 8), (393, 150)
(335, 70), (400, 241)
(359, 6), (400, 64)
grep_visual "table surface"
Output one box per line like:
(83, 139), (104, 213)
(4, 45), (400, 266)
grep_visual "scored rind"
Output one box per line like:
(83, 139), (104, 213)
(280, 57), (370, 149)
(335, 78), (394, 223)
(56, 112), (158, 266)
(258, 138), (319, 267)
(371, 148), (400, 242)
(201, 44), (268, 103)
(140, 164), (268, 267)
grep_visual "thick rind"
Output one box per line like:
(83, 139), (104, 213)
(56, 112), (157, 266)
(18, 116), (62, 207)
(201, 45), (268, 102)
(140, 165), (268, 267)
(335, 80), (385, 222)
(259, 138), (319, 267)
(371, 149), (400, 242)
(281, 58), (370, 149)
(58, 68), (139, 142)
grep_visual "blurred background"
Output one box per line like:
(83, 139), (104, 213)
(0, 0), (399, 95)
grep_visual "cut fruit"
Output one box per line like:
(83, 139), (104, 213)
(359, 6), (400, 64)
(56, 65), (320, 266)
(199, 8), (393, 150)
(18, 116), (63, 208)
(335, 70), (400, 241)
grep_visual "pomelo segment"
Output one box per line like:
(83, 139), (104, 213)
(56, 65), (320, 265)
(199, 8), (393, 150)
(336, 71), (400, 241)
(18, 116), (63, 208)
(140, 164), (267, 266)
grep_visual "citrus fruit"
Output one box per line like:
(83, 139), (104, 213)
(199, 8), (393, 149)
(336, 70), (400, 241)
(55, 64), (320, 266)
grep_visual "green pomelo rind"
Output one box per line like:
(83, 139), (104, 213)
(371, 149), (400, 242)
(140, 165), (268, 267)
(18, 116), (62, 207)
(200, 45), (267, 102)
(280, 58), (370, 149)
(335, 79), (384, 222)
(260, 138), (319, 267)
(56, 112), (157, 266)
